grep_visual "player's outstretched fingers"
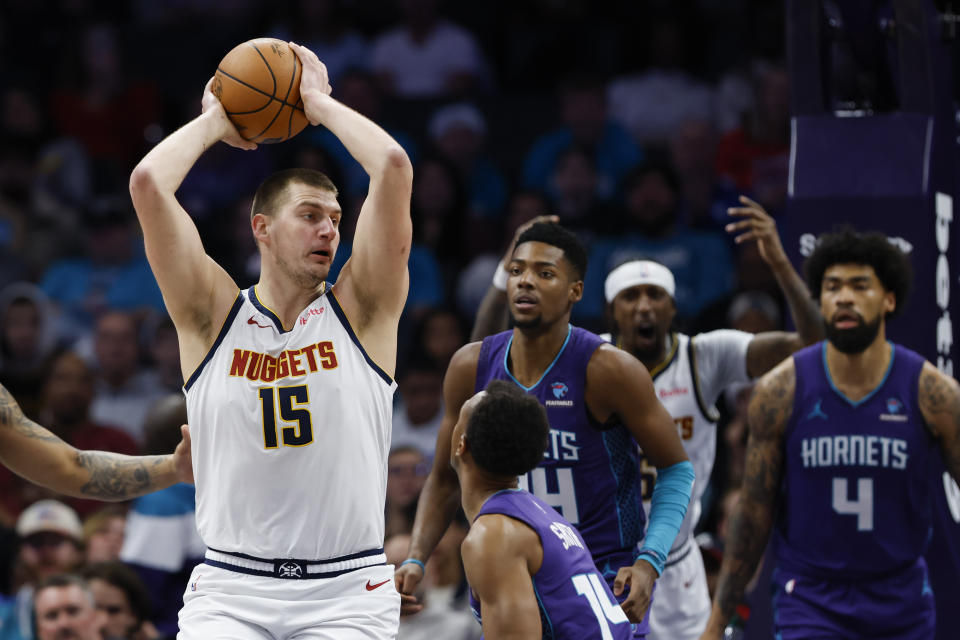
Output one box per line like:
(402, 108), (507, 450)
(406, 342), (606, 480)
(398, 593), (423, 616)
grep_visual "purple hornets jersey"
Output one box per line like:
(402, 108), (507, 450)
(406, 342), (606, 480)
(476, 327), (646, 563)
(775, 341), (936, 577)
(469, 490), (632, 639)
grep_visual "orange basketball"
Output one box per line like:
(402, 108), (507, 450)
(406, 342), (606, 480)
(212, 38), (310, 144)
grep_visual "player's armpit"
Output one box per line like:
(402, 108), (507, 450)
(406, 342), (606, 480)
(918, 363), (960, 484)
(461, 515), (542, 640)
(709, 359), (793, 631)
(585, 345), (688, 468)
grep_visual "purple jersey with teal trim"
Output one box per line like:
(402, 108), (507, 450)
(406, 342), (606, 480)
(475, 327), (646, 562)
(468, 490), (632, 640)
(774, 341), (936, 578)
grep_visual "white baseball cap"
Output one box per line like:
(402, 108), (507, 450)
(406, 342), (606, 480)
(16, 500), (83, 541)
(604, 260), (676, 303)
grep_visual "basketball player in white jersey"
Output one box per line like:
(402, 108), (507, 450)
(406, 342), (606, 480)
(600, 197), (823, 640)
(128, 42), (412, 639)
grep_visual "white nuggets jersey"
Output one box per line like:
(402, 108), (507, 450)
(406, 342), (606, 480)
(184, 285), (396, 560)
(603, 330), (751, 551)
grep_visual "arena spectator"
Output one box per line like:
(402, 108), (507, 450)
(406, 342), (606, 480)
(391, 360), (444, 458)
(370, 0), (490, 98)
(523, 74), (642, 202)
(0, 501), (86, 640)
(82, 507), (126, 565)
(82, 562), (155, 640)
(0, 283), (61, 420)
(89, 311), (165, 444)
(119, 395), (201, 637)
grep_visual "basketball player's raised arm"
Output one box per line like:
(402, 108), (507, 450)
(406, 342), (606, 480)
(291, 44), (412, 329)
(586, 345), (692, 622)
(0, 384), (193, 501)
(461, 515), (543, 640)
(700, 359), (794, 640)
(128, 81), (247, 358)
(727, 195), (824, 377)
(395, 343), (479, 609)
(918, 363), (960, 484)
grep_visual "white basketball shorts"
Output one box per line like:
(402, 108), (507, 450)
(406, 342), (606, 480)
(648, 538), (711, 640)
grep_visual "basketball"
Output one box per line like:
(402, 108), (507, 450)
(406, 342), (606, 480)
(212, 38), (310, 144)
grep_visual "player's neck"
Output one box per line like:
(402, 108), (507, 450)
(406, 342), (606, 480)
(509, 321), (571, 387)
(825, 334), (892, 398)
(254, 271), (325, 330)
(460, 469), (517, 522)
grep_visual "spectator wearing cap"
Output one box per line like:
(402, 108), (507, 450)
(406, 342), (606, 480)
(38, 196), (165, 344)
(0, 500), (85, 640)
(430, 103), (507, 228)
(32, 574), (104, 640)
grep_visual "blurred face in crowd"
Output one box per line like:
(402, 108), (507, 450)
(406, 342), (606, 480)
(624, 170), (677, 234)
(94, 312), (139, 384)
(88, 578), (139, 639)
(44, 354), (95, 425)
(3, 298), (41, 359)
(84, 514), (125, 564)
(507, 242), (583, 330)
(505, 192), (550, 237)
(610, 284), (675, 365)
(551, 150), (598, 219)
(19, 532), (83, 584)
(387, 449), (428, 509)
(421, 311), (464, 368)
(399, 369), (442, 426)
(669, 119), (717, 177)
(35, 584), (104, 640)
(561, 88), (606, 143)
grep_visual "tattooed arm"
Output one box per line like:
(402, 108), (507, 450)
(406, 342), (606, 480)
(700, 358), (794, 639)
(0, 385), (192, 500)
(918, 363), (960, 484)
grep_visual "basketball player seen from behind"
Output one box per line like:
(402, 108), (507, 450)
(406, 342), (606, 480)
(700, 229), (960, 639)
(129, 42), (412, 639)
(454, 380), (632, 639)
(398, 223), (694, 637)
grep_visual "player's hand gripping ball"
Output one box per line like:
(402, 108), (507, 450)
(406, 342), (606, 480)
(212, 38), (309, 144)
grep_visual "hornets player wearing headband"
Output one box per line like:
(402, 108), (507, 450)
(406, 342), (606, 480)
(701, 229), (960, 640)
(601, 197), (823, 640)
(129, 44), (412, 639)
(398, 222), (694, 638)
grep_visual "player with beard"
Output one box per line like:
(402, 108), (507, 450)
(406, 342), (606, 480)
(397, 223), (694, 637)
(700, 229), (960, 640)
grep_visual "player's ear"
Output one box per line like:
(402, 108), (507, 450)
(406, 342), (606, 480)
(456, 434), (467, 457)
(252, 212), (270, 245)
(883, 290), (895, 316)
(569, 280), (583, 303)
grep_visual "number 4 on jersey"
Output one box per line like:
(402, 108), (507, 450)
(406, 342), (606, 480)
(832, 477), (873, 531)
(259, 385), (314, 448)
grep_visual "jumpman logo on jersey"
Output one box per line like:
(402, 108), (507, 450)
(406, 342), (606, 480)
(600, 561), (618, 579)
(806, 399), (828, 421)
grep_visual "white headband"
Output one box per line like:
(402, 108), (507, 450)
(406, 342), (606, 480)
(604, 260), (676, 303)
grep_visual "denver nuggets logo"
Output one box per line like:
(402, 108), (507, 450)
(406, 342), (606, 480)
(551, 382), (569, 399)
(277, 561), (304, 579)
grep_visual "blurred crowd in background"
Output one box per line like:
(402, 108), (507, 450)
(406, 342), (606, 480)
(0, 0), (793, 638)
